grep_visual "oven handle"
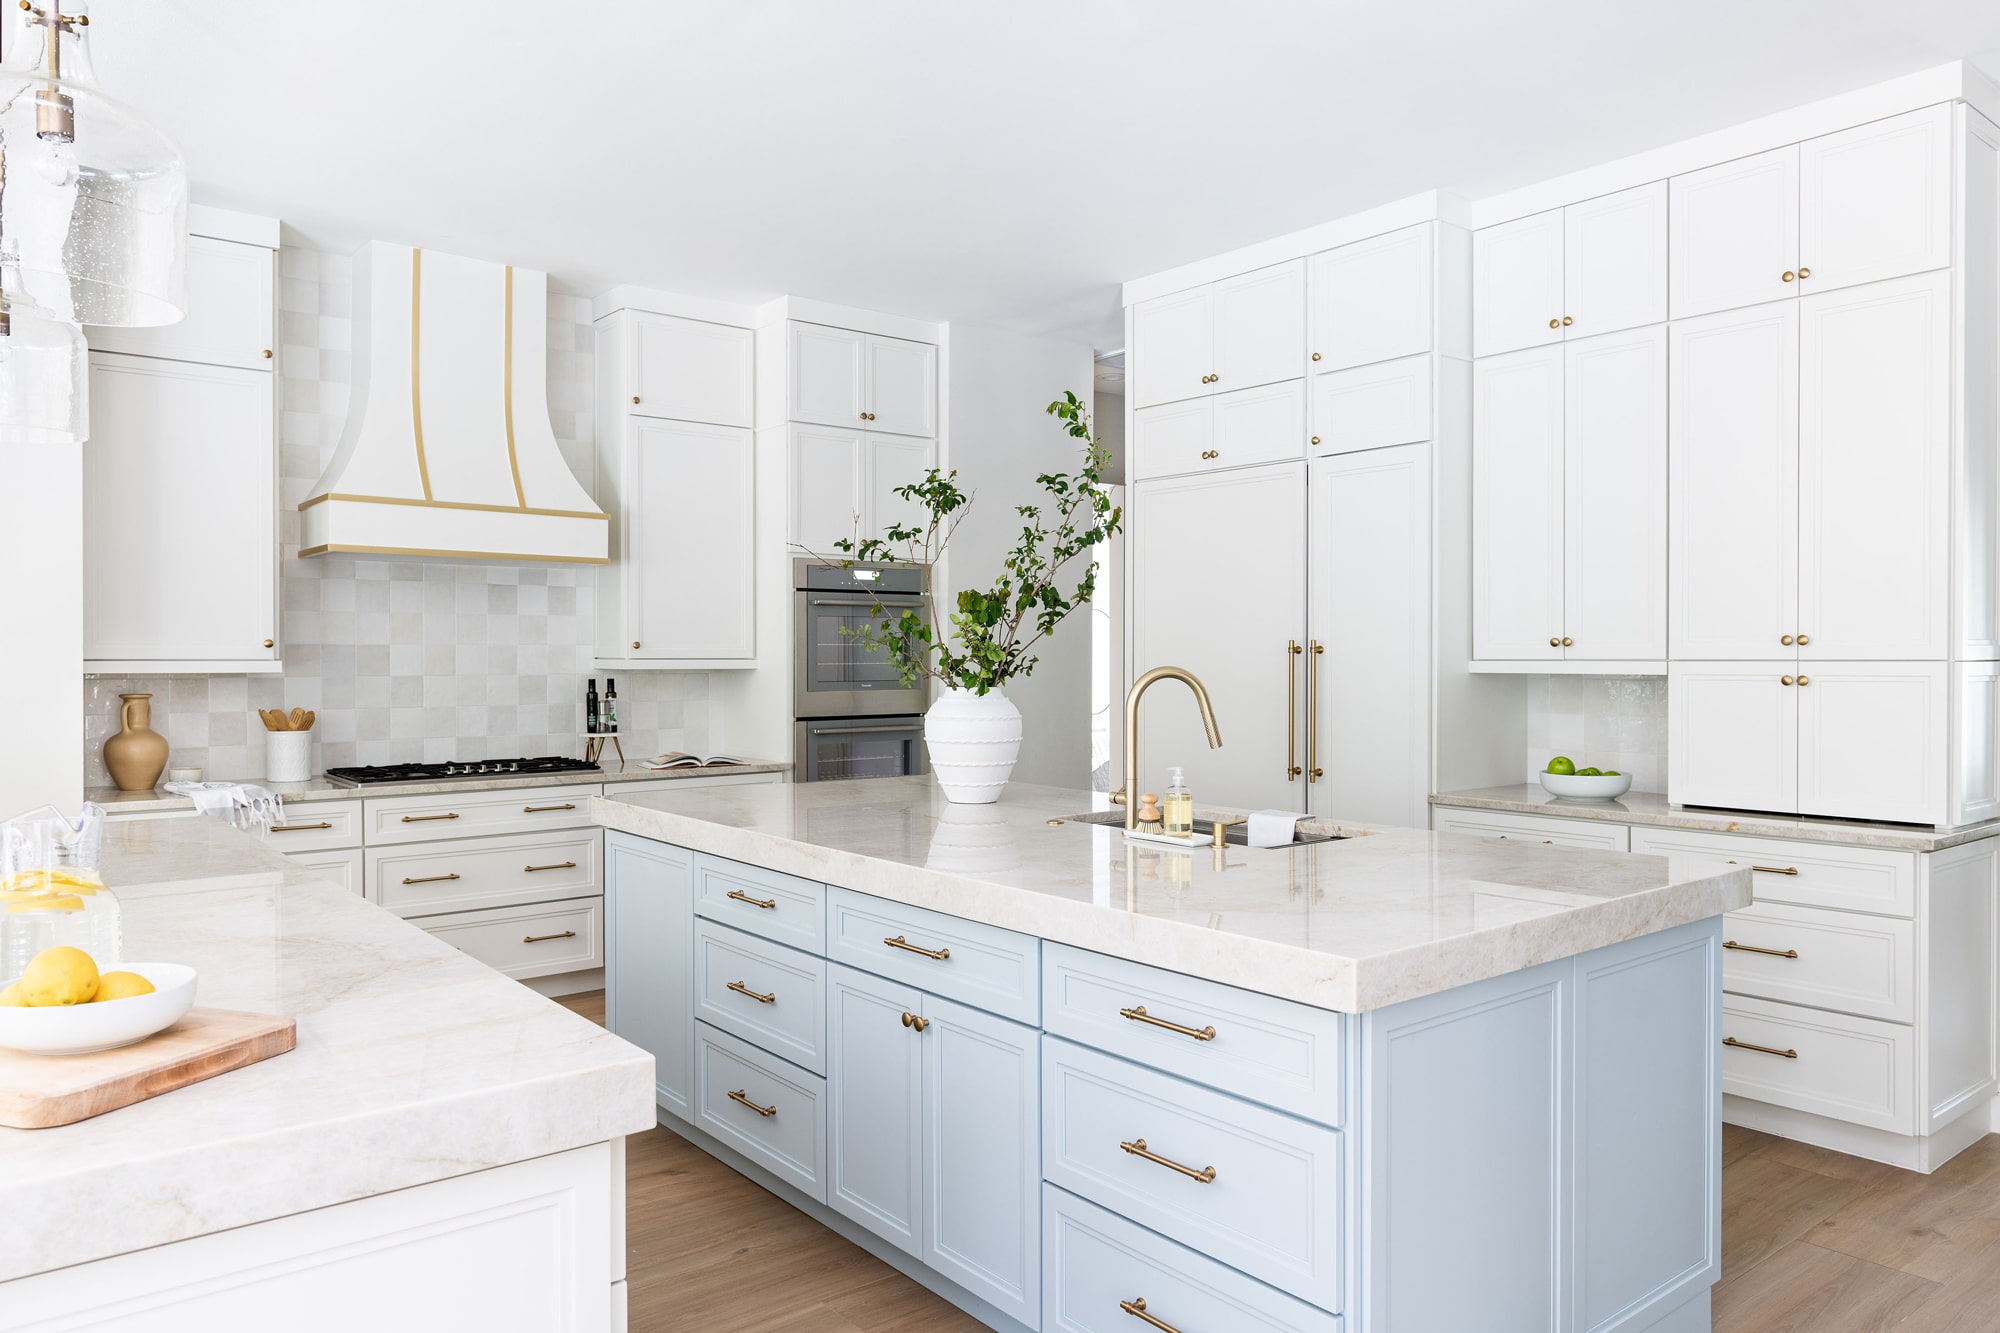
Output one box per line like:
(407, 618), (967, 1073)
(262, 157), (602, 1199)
(807, 595), (926, 608)
(804, 720), (925, 735)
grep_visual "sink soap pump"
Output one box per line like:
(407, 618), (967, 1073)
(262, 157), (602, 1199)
(1163, 767), (1194, 840)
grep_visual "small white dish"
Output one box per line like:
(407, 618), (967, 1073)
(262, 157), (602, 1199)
(1538, 771), (1635, 801)
(0, 962), (197, 1055)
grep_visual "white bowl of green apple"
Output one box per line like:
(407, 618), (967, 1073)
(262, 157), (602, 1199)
(1537, 757), (1633, 800)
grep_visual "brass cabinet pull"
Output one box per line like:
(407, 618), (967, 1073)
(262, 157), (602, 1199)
(1724, 940), (1800, 959)
(1561, 636), (1573, 647)
(632, 395), (640, 404)
(1119, 1004), (1216, 1041)
(1754, 865), (1800, 876)
(1310, 435), (1320, 445)
(523, 929), (577, 943)
(262, 348), (273, 359)
(1310, 351), (1322, 362)
(727, 888), (778, 909)
(1119, 1137), (1217, 1183)
(1549, 318), (1561, 328)
(1782, 634), (1795, 645)
(1306, 640), (1323, 781)
(401, 812), (460, 823)
(1724, 1036), (1798, 1059)
(1783, 270), (1796, 282)
(1285, 640), (1303, 780)
(401, 872), (461, 884)
(1550, 636), (1560, 647)
(728, 1088), (778, 1117)
(262, 638), (276, 648)
(632, 641), (641, 649)
(901, 1011), (930, 1032)
(1782, 675), (1795, 686)
(884, 934), (950, 960)
(524, 861), (577, 873)
(1561, 315), (1573, 326)
(1797, 266), (1812, 279)
(728, 980), (777, 1004)
(523, 803), (577, 813)
(271, 821), (333, 833)
(1120, 1297), (1184, 1333)
(1796, 633), (1810, 645)
(1797, 675), (1810, 686)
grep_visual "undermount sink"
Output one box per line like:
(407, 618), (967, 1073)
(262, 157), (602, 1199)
(1059, 809), (1344, 847)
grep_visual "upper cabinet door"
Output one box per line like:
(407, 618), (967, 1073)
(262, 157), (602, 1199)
(865, 433), (938, 540)
(1670, 145), (1800, 320)
(1212, 260), (1305, 394)
(86, 236), (274, 370)
(1308, 224), (1433, 372)
(630, 419), (755, 660)
(1797, 662), (1947, 825)
(1472, 207), (1564, 357)
(1669, 304), (1799, 660)
(863, 335), (938, 438)
(1472, 344), (1565, 660)
(1563, 181), (1667, 339)
(1131, 286), (1214, 409)
(630, 312), (753, 427)
(787, 423), (863, 553)
(1799, 105), (1952, 295)
(1670, 665), (1799, 815)
(1564, 326), (1667, 660)
(1797, 271), (1951, 661)
(789, 322), (867, 428)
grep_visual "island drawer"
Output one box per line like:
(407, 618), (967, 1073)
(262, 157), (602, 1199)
(260, 799), (363, 852)
(1043, 944), (1345, 1126)
(695, 1021), (827, 1203)
(694, 919), (828, 1075)
(1629, 828), (1915, 917)
(421, 897), (604, 981)
(695, 854), (827, 953)
(365, 784), (601, 845)
(1044, 1186), (1343, 1333)
(828, 887), (1040, 1024)
(1721, 901), (1915, 1023)
(1431, 808), (1629, 851)
(1042, 1037), (1344, 1311)
(289, 846), (364, 897)
(1721, 993), (1913, 1134)
(371, 829), (603, 918)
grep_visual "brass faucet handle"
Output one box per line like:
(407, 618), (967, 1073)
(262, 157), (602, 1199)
(1108, 786), (1129, 806)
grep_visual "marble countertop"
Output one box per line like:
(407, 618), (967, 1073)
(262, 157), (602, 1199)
(0, 817), (655, 1283)
(1431, 784), (2000, 852)
(85, 759), (790, 814)
(594, 777), (1750, 1014)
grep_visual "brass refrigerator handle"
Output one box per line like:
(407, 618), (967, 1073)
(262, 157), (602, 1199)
(1306, 640), (1324, 781)
(1285, 641), (1303, 780)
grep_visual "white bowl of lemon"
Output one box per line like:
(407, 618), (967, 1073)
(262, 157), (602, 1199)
(0, 948), (196, 1055)
(1538, 757), (1634, 801)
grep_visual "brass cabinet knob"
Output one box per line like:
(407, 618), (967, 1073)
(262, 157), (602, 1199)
(1561, 316), (1573, 327)
(1783, 271), (1796, 282)
(1782, 675), (1795, 686)
(1797, 675), (1810, 686)
(1797, 266), (1811, 279)
(1796, 633), (1809, 645)
(1561, 636), (1573, 647)
(1781, 634), (1795, 645)
(262, 638), (275, 648)
(632, 641), (641, 649)
(632, 396), (640, 404)
(1549, 318), (1561, 329)
(1550, 637), (1561, 647)
(1310, 436), (1321, 445)
(261, 348), (273, 359)
(1311, 352), (1322, 362)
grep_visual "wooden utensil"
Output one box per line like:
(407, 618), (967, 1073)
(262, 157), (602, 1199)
(0, 1008), (296, 1129)
(299, 710), (315, 732)
(288, 707), (306, 731)
(259, 709), (286, 732)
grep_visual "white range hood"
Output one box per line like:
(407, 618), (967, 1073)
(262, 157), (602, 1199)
(299, 243), (607, 563)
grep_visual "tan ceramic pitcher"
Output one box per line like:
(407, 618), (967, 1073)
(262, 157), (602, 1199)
(104, 693), (169, 791)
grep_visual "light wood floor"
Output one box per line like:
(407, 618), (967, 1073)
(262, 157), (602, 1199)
(558, 989), (2000, 1332)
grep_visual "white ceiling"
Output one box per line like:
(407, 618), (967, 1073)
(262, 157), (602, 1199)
(81, 1), (2000, 347)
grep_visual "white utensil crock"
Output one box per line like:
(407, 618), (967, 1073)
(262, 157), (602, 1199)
(265, 730), (311, 783)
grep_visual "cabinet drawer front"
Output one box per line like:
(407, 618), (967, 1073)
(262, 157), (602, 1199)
(1045, 1186), (1343, 1333)
(421, 898), (604, 981)
(1627, 828), (1915, 916)
(694, 919), (828, 1074)
(1310, 354), (1431, 455)
(365, 784), (600, 844)
(371, 830), (603, 918)
(261, 799), (363, 852)
(1042, 1038), (1344, 1310)
(1431, 808), (1629, 851)
(695, 1021), (827, 1202)
(1722, 902), (1914, 1022)
(695, 853), (827, 953)
(286, 846), (364, 897)
(1721, 993), (1913, 1133)
(1043, 943), (1345, 1126)
(828, 887), (1040, 1023)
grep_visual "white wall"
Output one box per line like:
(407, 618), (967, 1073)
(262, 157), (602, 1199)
(1, 438), (83, 815)
(944, 324), (1097, 789)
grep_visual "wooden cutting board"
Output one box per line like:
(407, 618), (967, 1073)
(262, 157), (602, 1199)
(0, 1008), (295, 1129)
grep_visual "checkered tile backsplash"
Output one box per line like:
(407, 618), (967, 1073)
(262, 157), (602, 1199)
(82, 246), (712, 786)
(1522, 676), (1666, 793)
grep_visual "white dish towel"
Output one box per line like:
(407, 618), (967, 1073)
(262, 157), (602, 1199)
(1247, 809), (1310, 848)
(162, 782), (284, 835)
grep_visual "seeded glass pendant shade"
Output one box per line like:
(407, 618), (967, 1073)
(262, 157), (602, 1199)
(0, 277), (84, 442)
(0, 0), (185, 328)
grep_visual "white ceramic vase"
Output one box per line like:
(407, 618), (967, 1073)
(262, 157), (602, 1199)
(924, 687), (1023, 804)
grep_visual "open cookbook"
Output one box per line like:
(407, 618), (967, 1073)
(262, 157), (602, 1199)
(639, 753), (753, 770)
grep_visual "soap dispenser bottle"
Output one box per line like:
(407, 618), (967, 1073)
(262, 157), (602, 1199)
(1163, 767), (1194, 840)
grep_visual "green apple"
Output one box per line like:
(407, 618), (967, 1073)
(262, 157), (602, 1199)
(1604, 770), (1621, 777)
(1546, 756), (1576, 776)
(1577, 767), (1602, 776)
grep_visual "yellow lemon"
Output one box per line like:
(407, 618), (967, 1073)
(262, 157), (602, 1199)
(0, 982), (26, 1006)
(16, 945), (98, 1006)
(90, 971), (155, 1002)
(7, 894), (83, 913)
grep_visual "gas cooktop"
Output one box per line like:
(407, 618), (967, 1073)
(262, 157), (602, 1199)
(322, 756), (603, 788)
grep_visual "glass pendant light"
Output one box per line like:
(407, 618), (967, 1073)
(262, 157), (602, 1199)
(0, 0), (186, 327)
(0, 271), (83, 442)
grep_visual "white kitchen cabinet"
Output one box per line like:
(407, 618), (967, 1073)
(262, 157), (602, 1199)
(618, 418), (754, 663)
(786, 421), (938, 551)
(789, 322), (865, 426)
(1309, 353), (1431, 455)
(1671, 665), (1800, 815)
(864, 335), (939, 438)
(1131, 463), (1306, 812)
(787, 322), (937, 437)
(1130, 287), (1213, 409)
(1669, 303), (1800, 660)
(1310, 445), (1431, 828)
(1797, 272), (1950, 661)
(1131, 261), (1303, 408)
(1798, 662), (1948, 825)
(1473, 206), (1565, 358)
(1132, 382), (1303, 482)
(1799, 105), (1953, 296)
(1472, 344), (1565, 662)
(867, 432), (937, 538)
(1307, 223), (1432, 371)
(86, 234), (275, 371)
(82, 353), (278, 671)
(606, 833), (696, 1121)
(627, 311), (753, 428)
(1564, 325), (1667, 661)
(1670, 145), (1800, 320)
(1472, 182), (1664, 358)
